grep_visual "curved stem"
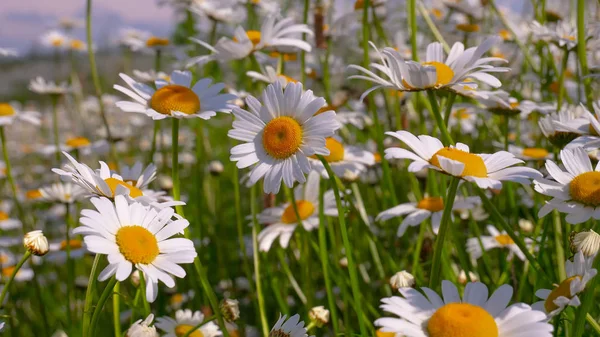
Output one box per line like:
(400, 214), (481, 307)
(428, 177), (459, 288)
(426, 90), (454, 145)
(82, 254), (101, 337)
(171, 119), (184, 216)
(0, 127), (25, 234)
(317, 155), (368, 337)
(250, 185), (269, 337)
(113, 282), (121, 337)
(51, 95), (61, 164)
(0, 251), (31, 308)
(577, 0), (594, 109)
(88, 276), (118, 337)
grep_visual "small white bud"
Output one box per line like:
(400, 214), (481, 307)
(518, 219), (534, 233)
(157, 175), (173, 190)
(308, 306), (330, 327)
(339, 257), (348, 268)
(458, 270), (479, 285)
(208, 160), (224, 176)
(220, 298), (240, 322)
(571, 229), (600, 257)
(126, 314), (158, 337)
(23, 230), (49, 256)
(389, 270), (415, 290)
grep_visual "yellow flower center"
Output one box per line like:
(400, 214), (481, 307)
(320, 137), (345, 163)
(417, 197), (445, 212)
(2, 266), (15, 278)
(432, 8), (444, 19)
(544, 276), (581, 312)
(0, 254), (9, 264)
(430, 147), (487, 178)
(549, 81), (560, 94)
(564, 35), (576, 41)
(374, 152), (382, 163)
(0, 103), (15, 116)
(262, 117), (303, 159)
(491, 51), (506, 59)
(499, 29), (512, 40)
(281, 200), (315, 224)
(456, 23), (481, 33)
(279, 74), (298, 84)
(60, 239), (83, 251)
(170, 293), (184, 306)
(314, 105), (335, 116)
(495, 234), (514, 245)
(376, 329), (396, 337)
(569, 171), (600, 206)
(427, 303), (498, 337)
(70, 39), (85, 50)
(269, 52), (298, 62)
(26, 189), (42, 200)
(522, 148), (549, 159)
(422, 62), (455, 87)
(354, 0), (365, 9)
(51, 38), (64, 47)
(115, 226), (159, 264)
(146, 36), (169, 47)
(66, 136), (91, 148)
(0, 212), (8, 221)
(150, 85), (200, 115)
(246, 30), (261, 46)
(175, 324), (204, 337)
(453, 108), (470, 120)
(103, 178), (143, 198)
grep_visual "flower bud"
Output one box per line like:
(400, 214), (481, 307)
(131, 270), (141, 287)
(339, 257), (348, 268)
(308, 306), (330, 327)
(518, 219), (534, 233)
(389, 270), (415, 290)
(23, 230), (49, 256)
(126, 314), (158, 337)
(220, 298), (240, 322)
(571, 229), (600, 257)
(457, 270), (479, 285)
(208, 160), (224, 176)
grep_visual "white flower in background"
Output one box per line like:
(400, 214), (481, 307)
(0, 102), (40, 126)
(228, 81), (340, 194)
(538, 105), (589, 148)
(389, 270), (415, 290)
(39, 182), (87, 204)
(466, 225), (533, 261)
(0, 48), (18, 57)
(40, 136), (109, 157)
(508, 145), (551, 161)
(535, 147), (600, 223)
(385, 131), (542, 189)
(377, 195), (480, 237)
(533, 251), (597, 317)
(189, 0), (244, 24)
(156, 309), (221, 337)
(114, 70), (236, 120)
(309, 137), (375, 179)
(29, 77), (72, 95)
(269, 314), (311, 337)
(40, 30), (68, 49)
(126, 314), (159, 337)
(132, 69), (171, 83)
(448, 104), (478, 135)
(256, 171), (338, 251)
(308, 306), (330, 327)
(75, 196), (197, 302)
(376, 281), (553, 337)
(247, 65), (299, 87)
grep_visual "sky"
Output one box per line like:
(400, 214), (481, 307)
(0, 0), (175, 52)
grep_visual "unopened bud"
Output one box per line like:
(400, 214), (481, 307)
(208, 160), (224, 176)
(458, 270), (479, 285)
(518, 219), (534, 233)
(339, 257), (348, 268)
(571, 229), (600, 257)
(131, 270), (141, 287)
(308, 306), (329, 327)
(24, 230), (49, 256)
(220, 298), (240, 322)
(389, 270), (415, 290)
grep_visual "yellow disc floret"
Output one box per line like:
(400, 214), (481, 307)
(175, 324), (204, 337)
(427, 303), (498, 337)
(115, 226), (159, 264)
(321, 137), (345, 163)
(430, 147), (487, 178)
(146, 36), (169, 47)
(456, 23), (481, 33)
(522, 148), (549, 159)
(66, 136), (91, 148)
(0, 103), (15, 117)
(150, 85), (200, 115)
(60, 239), (83, 251)
(422, 62), (455, 87)
(417, 197), (444, 212)
(104, 178), (143, 198)
(0, 212), (8, 221)
(246, 30), (261, 46)
(570, 171), (600, 206)
(281, 200), (316, 224)
(495, 234), (514, 246)
(544, 276), (581, 312)
(262, 117), (303, 159)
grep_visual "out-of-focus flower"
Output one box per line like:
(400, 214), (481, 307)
(389, 270), (415, 290)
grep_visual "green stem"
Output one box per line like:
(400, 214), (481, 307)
(416, 2), (450, 53)
(428, 177), (459, 288)
(556, 50), (569, 111)
(171, 119), (184, 216)
(65, 204), (73, 327)
(276, 250), (307, 304)
(476, 188), (550, 282)
(0, 127), (25, 234)
(426, 91), (454, 145)
(552, 210), (566, 281)
(148, 122), (159, 164)
(82, 254), (101, 337)
(443, 93), (456, 127)
(139, 275), (151, 317)
(88, 276), (118, 337)
(51, 95), (61, 164)
(233, 167), (255, 294)
(317, 155), (368, 337)
(182, 315), (216, 337)
(317, 180), (340, 335)
(576, 0), (594, 109)
(572, 255), (600, 337)
(0, 251), (31, 308)
(113, 282), (121, 337)
(250, 185), (269, 337)
(300, 0), (309, 84)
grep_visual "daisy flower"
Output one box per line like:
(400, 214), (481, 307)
(114, 70), (236, 120)
(448, 104), (478, 135)
(189, 0), (244, 24)
(477, 90), (555, 118)
(74, 196), (197, 302)
(40, 30), (68, 49)
(308, 137), (375, 179)
(188, 16), (313, 64)
(0, 202), (21, 231)
(376, 280), (553, 337)
(0, 102), (41, 126)
(377, 196), (480, 237)
(538, 106), (589, 148)
(348, 37), (508, 98)
(28, 77), (72, 95)
(532, 251), (597, 317)
(39, 182), (87, 204)
(270, 314), (311, 337)
(156, 309), (221, 337)
(466, 225), (533, 261)
(47, 237), (87, 263)
(256, 171), (337, 251)
(1, 265), (34, 282)
(41, 137), (109, 157)
(508, 145), (551, 161)
(126, 314), (159, 337)
(384, 131), (542, 190)
(535, 147), (600, 223)
(228, 81), (340, 194)
(247, 65), (299, 87)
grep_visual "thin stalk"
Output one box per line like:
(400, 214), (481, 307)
(426, 91), (454, 145)
(148, 123), (159, 164)
(250, 185), (269, 337)
(82, 254), (101, 337)
(300, 0), (309, 84)
(88, 276), (118, 337)
(317, 155), (368, 337)
(576, 0), (594, 109)
(86, 0), (118, 164)
(0, 127), (25, 233)
(113, 282), (121, 337)
(0, 251), (31, 308)
(428, 177), (459, 288)
(416, 1), (450, 52)
(476, 188), (550, 282)
(317, 180), (340, 335)
(65, 203), (73, 327)
(443, 92), (456, 127)
(139, 275), (151, 317)
(556, 50), (569, 110)
(552, 210), (566, 281)
(276, 250), (307, 304)
(233, 167), (255, 293)
(51, 95), (61, 164)
(171, 119), (184, 216)
(408, 0), (419, 60)
(572, 255), (600, 336)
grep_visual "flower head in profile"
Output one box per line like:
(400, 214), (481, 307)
(0, 102), (41, 126)
(127, 314), (159, 337)
(24, 230), (49, 256)
(533, 251), (597, 317)
(376, 281), (553, 337)
(269, 314), (312, 337)
(114, 70), (236, 120)
(466, 225), (533, 261)
(29, 77), (72, 96)
(156, 309), (221, 337)
(40, 30), (68, 49)
(384, 131), (542, 190)
(308, 137), (375, 179)
(228, 81), (340, 194)
(75, 196), (197, 302)
(39, 182), (87, 204)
